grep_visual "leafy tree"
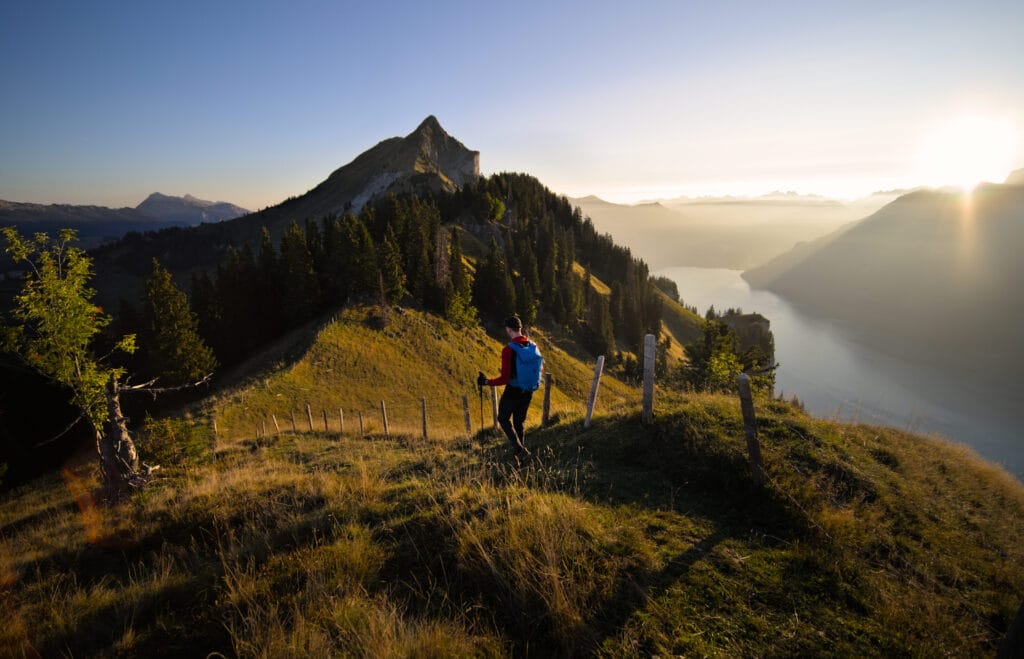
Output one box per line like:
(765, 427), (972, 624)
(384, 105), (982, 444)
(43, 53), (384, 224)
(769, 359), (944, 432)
(2, 228), (140, 493)
(140, 259), (218, 385)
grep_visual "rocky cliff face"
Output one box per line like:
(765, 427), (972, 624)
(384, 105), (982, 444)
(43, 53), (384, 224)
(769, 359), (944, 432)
(299, 115), (480, 216)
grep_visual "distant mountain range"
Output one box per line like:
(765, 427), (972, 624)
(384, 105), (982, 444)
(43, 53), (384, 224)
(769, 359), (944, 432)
(0, 192), (250, 256)
(743, 178), (1024, 387)
(570, 192), (897, 269)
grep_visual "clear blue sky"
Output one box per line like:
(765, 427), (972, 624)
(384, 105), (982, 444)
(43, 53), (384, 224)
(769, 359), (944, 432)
(2, 0), (1022, 209)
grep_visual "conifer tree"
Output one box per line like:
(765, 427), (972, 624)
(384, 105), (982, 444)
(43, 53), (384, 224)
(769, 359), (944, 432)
(140, 259), (217, 384)
(338, 214), (378, 300)
(472, 239), (516, 321)
(378, 225), (406, 304)
(278, 221), (320, 325)
(443, 228), (477, 327)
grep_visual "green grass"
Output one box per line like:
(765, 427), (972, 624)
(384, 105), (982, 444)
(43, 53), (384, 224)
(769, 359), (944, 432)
(2, 386), (1022, 656)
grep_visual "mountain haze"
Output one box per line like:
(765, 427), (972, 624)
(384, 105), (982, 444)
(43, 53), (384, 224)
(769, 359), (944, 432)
(572, 193), (893, 270)
(743, 183), (1024, 388)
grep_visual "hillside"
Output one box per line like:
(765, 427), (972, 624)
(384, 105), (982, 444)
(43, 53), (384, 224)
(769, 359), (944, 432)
(3, 367), (1022, 656)
(743, 183), (1024, 387)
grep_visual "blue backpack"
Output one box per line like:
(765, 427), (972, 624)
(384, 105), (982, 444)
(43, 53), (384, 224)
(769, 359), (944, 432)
(509, 341), (543, 391)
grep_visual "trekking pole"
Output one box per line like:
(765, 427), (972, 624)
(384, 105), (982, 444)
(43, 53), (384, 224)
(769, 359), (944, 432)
(477, 375), (485, 431)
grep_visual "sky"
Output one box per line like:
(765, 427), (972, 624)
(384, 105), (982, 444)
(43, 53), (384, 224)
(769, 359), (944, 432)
(2, 0), (1023, 210)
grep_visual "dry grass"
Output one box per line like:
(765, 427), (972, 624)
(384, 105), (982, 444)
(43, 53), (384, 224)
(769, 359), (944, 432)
(2, 365), (1023, 656)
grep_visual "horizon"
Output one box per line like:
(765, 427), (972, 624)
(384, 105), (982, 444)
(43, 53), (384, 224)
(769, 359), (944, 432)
(2, 2), (1023, 210)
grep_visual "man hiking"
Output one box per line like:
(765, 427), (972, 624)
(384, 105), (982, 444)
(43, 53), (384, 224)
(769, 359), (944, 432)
(478, 314), (544, 463)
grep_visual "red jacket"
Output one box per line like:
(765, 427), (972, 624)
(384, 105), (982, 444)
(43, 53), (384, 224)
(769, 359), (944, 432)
(486, 335), (532, 387)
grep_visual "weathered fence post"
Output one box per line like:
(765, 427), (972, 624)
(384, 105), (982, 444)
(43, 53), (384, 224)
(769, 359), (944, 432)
(358, 411), (365, 437)
(421, 397), (428, 439)
(255, 423), (260, 439)
(584, 356), (605, 429)
(272, 414), (280, 434)
(490, 386), (499, 429)
(642, 333), (656, 424)
(323, 409), (329, 433)
(339, 408), (345, 434)
(305, 404), (314, 432)
(261, 420), (267, 437)
(290, 410), (297, 433)
(737, 374), (766, 486)
(462, 395), (472, 434)
(380, 400), (389, 438)
(542, 372), (553, 425)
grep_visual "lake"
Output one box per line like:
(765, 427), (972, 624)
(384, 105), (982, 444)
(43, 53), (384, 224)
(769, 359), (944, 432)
(658, 266), (1023, 480)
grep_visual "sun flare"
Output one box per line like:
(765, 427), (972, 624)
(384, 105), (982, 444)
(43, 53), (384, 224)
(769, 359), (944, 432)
(916, 115), (1019, 191)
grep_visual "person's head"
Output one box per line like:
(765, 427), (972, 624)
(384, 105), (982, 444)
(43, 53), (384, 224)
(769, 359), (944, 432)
(504, 314), (523, 338)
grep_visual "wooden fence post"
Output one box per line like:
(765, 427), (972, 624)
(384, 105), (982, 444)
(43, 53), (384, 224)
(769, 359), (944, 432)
(542, 372), (553, 425)
(305, 404), (314, 432)
(584, 355), (605, 429)
(490, 386), (499, 429)
(323, 409), (329, 433)
(642, 333), (656, 424)
(380, 400), (389, 438)
(462, 395), (471, 434)
(358, 411), (365, 437)
(290, 410), (297, 433)
(421, 397), (428, 439)
(272, 414), (280, 434)
(339, 408), (345, 434)
(261, 420), (267, 438)
(737, 374), (766, 486)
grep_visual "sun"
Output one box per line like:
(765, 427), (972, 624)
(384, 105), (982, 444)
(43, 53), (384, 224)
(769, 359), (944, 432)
(916, 115), (1019, 191)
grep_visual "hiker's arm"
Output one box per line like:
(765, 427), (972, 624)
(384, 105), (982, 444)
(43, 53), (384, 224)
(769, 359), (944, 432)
(487, 346), (513, 386)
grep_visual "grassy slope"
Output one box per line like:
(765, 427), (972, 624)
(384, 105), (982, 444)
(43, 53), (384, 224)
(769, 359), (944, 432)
(203, 306), (636, 442)
(2, 311), (1022, 657)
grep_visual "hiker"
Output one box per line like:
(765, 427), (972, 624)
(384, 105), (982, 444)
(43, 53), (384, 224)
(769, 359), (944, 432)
(478, 314), (544, 462)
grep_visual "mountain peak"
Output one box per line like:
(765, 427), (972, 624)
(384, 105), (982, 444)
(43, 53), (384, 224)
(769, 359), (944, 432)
(413, 114), (444, 136)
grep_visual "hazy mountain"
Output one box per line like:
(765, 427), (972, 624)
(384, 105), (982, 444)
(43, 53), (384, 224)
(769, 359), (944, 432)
(136, 192), (249, 225)
(1005, 168), (1024, 186)
(571, 192), (894, 269)
(743, 183), (1024, 385)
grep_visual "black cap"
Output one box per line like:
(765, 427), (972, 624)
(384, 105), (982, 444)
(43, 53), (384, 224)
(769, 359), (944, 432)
(504, 314), (522, 330)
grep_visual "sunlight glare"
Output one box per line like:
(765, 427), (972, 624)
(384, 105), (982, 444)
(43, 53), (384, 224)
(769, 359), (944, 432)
(916, 115), (1019, 191)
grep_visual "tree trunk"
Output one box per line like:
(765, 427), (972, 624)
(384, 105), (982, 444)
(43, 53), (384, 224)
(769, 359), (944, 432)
(98, 373), (140, 494)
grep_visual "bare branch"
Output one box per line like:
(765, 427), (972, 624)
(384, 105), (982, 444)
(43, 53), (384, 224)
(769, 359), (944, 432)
(35, 412), (86, 447)
(124, 373), (213, 400)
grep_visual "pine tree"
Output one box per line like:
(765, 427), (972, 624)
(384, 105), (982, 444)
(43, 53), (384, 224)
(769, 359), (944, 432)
(472, 239), (516, 322)
(443, 228), (477, 327)
(378, 225), (406, 304)
(140, 259), (218, 384)
(278, 221), (320, 325)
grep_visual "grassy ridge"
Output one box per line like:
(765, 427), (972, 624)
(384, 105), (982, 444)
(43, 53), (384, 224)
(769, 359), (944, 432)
(2, 388), (1022, 656)
(205, 306), (637, 444)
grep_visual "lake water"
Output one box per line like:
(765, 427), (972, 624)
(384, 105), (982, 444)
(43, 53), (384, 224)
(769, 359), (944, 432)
(658, 266), (1023, 480)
